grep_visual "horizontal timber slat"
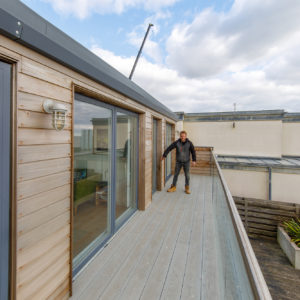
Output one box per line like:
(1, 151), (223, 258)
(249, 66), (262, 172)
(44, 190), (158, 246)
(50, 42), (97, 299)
(234, 197), (298, 211)
(17, 224), (69, 268)
(18, 128), (71, 146)
(18, 144), (71, 163)
(18, 92), (72, 115)
(18, 210), (70, 251)
(18, 110), (71, 130)
(21, 57), (72, 89)
(18, 157), (71, 182)
(17, 238), (69, 287)
(234, 196), (300, 240)
(17, 251), (69, 300)
(17, 171), (70, 200)
(17, 184), (70, 217)
(18, 73), (71, 103)
(18, 198), (70, 235)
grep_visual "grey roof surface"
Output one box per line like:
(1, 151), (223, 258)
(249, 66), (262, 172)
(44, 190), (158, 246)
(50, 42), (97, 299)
(0, 0), (178, 121)
(217, 155), (300, 169)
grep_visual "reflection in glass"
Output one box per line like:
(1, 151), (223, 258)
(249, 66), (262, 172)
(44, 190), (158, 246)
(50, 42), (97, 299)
(115, 112), (137, 222)
(73, 99), (111, 269)
(166, 123), (172, 179)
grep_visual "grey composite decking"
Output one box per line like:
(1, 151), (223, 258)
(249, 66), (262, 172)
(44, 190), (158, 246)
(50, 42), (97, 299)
(71, 174), (217, 300)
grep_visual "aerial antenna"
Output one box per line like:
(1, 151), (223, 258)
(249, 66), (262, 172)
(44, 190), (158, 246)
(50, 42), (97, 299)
(129, 23), (154, 80)
(233, 103), (237, 128)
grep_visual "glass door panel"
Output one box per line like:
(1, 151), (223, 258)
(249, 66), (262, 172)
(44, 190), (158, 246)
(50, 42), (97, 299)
(166, 123), (172, 180)
(73, 99), (112, 270)
(115, 112), (137, 223)
(152, 119), (158, 194)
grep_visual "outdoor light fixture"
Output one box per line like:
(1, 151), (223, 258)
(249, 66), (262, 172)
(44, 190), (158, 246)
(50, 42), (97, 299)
(43, 99), (67, 131)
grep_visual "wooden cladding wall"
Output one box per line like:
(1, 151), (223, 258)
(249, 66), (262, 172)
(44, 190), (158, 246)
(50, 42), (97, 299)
(0, 34), (176, 299)
(16, 44), (72, 300)
(234, 196), (300, 240)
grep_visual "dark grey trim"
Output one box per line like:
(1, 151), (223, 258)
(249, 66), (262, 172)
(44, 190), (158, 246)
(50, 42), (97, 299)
(179, 109), (300, 122)
(0, 60), (11, 300)
(0, 1), (178, 121)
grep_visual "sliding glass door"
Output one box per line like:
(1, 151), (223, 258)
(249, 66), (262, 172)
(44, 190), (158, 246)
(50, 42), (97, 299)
(73, 94), (138, 273)
(115, 111), (138, 226)
(73, 98), (112, 271)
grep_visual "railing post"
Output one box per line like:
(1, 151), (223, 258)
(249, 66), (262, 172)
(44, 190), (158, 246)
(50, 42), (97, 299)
(268, 167), (272, 201)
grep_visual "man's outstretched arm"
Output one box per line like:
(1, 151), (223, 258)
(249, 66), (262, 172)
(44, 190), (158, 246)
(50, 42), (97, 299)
(162, 141), (177, 160)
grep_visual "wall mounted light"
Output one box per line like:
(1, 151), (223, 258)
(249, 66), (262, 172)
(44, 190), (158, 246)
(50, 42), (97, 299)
(43, 99), (67, 131)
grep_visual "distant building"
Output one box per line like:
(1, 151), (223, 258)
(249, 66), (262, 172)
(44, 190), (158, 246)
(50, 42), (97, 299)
(178, 110), (300, 204)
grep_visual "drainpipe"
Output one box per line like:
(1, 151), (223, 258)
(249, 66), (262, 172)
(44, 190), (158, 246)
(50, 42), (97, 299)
(268, 167), (272, 200)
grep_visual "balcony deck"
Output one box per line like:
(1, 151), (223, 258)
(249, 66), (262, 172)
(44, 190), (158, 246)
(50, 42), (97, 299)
(71, 174), (219, 300)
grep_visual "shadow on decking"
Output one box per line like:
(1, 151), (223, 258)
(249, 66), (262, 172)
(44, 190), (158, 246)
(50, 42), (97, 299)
(71, 174), (212, 300)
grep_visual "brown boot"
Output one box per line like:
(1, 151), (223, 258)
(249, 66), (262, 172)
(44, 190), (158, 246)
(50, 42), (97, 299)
(185, 185), (191, 194)
(167, 185), (176, 192)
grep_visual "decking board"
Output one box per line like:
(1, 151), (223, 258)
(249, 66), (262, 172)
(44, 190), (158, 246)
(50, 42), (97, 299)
(71, 174), (222, 300)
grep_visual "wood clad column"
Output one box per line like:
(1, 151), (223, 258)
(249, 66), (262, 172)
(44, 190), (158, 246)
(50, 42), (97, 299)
(138, 113), (146, 210)
(157, 119), (163, 191)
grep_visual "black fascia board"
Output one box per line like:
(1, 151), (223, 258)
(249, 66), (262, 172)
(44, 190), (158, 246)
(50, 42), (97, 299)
(0, 7), (178, 121)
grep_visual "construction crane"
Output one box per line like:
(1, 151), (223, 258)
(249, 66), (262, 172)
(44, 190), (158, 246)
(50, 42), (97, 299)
(129, 23), (154, 80)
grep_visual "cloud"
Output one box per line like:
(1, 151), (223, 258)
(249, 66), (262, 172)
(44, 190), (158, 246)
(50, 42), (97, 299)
(91, 45), (300, 113)
(166, 0), (300, 78)
(43, 0), (178, 19)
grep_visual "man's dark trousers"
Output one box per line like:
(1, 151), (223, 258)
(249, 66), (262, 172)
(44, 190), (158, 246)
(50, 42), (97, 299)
(172, 161), (190, 187)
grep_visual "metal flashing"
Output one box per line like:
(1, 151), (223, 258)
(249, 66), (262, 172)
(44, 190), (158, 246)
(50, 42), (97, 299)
(0, 1), (178, 121)
(181, 110), (300, 122)
(218, 155), (300, 172)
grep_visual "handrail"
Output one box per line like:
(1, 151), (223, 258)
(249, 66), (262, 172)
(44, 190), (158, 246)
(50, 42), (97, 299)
(211, 150), (272, 300)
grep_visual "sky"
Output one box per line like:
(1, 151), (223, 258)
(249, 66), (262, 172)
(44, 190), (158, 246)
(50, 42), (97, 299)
(21, 0), (300, 113)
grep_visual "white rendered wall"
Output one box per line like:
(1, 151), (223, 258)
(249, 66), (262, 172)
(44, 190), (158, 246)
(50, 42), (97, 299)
(272, 173), (300, 204)
(222, 169), (269, 200)
(282, 123), (300, 156)
(184, 120), (282, 157)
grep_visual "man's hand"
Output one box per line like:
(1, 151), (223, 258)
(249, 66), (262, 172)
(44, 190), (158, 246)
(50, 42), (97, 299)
(161, 156), (165, 161)
(192, 161), (196, 167)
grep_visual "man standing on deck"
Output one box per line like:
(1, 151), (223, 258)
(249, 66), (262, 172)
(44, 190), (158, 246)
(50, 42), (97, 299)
(161, 131), (196, 194)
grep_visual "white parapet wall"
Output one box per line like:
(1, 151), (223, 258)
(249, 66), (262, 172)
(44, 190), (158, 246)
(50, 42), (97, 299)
(222, 169), (269, 200)
(222, 168), (300, 205)
(184, 120), (283, 158)
(272, 172), (300, 203)
(282, 122), (300, 156)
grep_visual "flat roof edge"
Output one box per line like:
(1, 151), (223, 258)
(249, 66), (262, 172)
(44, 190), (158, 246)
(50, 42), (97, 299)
(179, 110), (300, 122)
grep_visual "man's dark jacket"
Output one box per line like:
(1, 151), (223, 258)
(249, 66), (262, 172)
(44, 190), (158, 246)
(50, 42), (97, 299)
(163, 138), (196, 163)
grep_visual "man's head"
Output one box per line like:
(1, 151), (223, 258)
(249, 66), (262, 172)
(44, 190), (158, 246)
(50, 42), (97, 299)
(180, 130), (187, 142)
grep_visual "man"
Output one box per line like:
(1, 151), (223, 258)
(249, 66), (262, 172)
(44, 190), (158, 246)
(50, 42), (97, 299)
(162, 131), (196, 194)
